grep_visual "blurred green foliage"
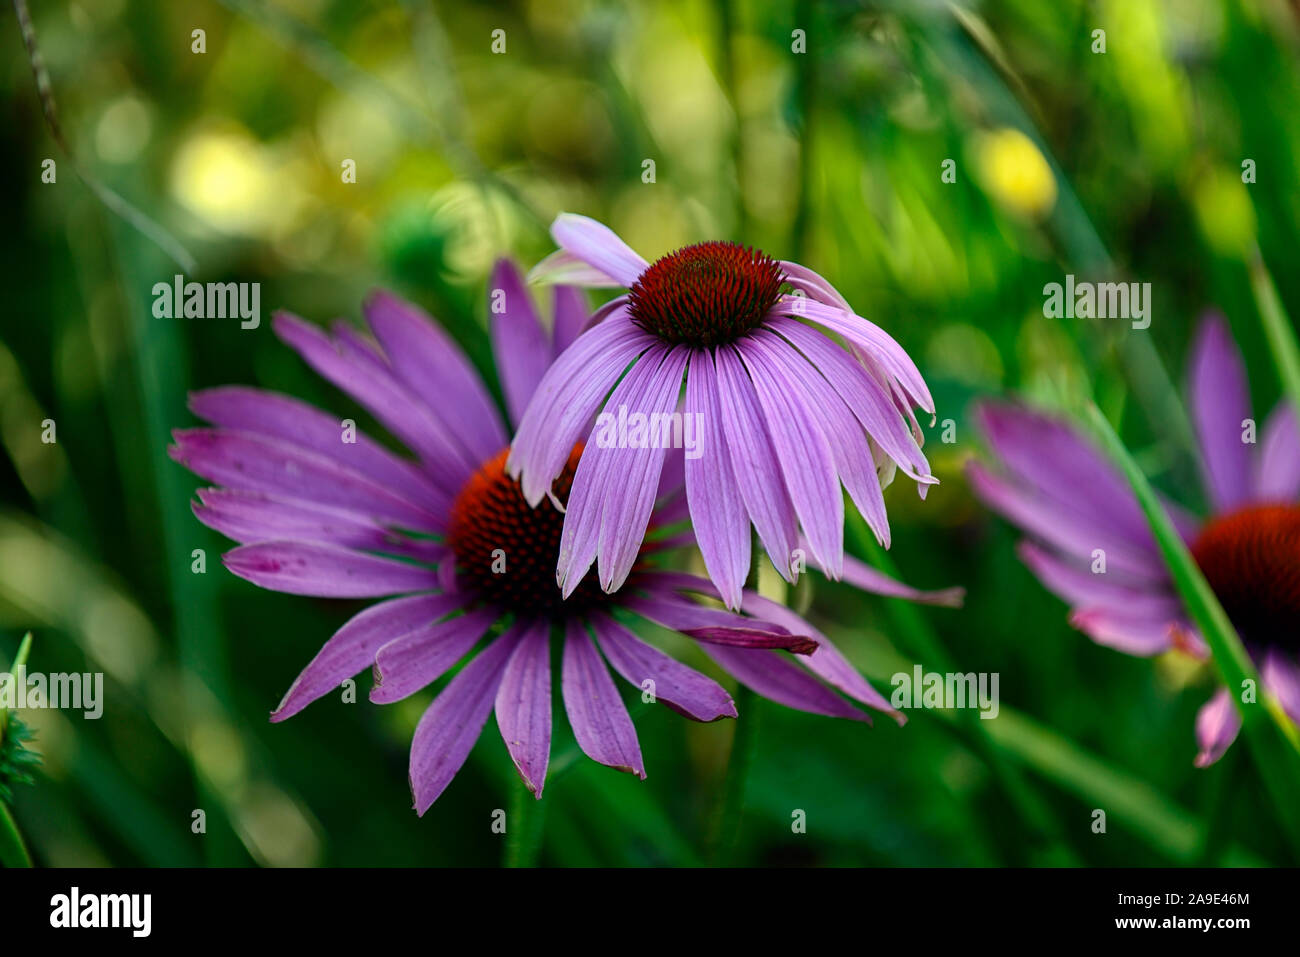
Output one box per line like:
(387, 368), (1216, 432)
(2, 0), (1297, 866)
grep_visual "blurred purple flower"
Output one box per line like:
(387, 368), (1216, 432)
(509, 213), (939, 611)
(970, 313), (1300, 766)
(170, 261), (960, 812)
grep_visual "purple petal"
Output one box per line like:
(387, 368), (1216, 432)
(410, 630), (519, 813)
(329, 320), (389, 372)
(755, 329), (891, 549)
(1194, 687), (1242, 768)
(188, 386), (450, 511)
(788, 296), (934, 415)
(768, 317), (932, 485)
(625, 592), (818, 654)
(1016, 541), (1179, 619)
(507, 311), (655, 506)
(700, 644), (869, 721)
(223, 541), (438, 597)
(836, 545), (966, 607)
(561, 619), (645, 778)
(552, 286), (589, 355)
(1068, 607), (1176, 656)
(548, 213), (648, 287)
(273, 311), (480, 480)
(1256, 402), (1300, 502)
(1263, 651), (1300, 727)
(170, 428), (445, 532)
(494, 620), (554, 797)
(734, 337), (845, 578)
(371, 607), (499, 703)
(737, 590), (900, 719)
(967, 460), (1167, 583)
(193, 488), (443, 561)
(713, 345), (799, 581)
(778, 260), (852, 311)
(529, 249), (629, 288)
(975, 402), (1155, 549)
(488, 260), (553, 427)
(1188, 314), (1254, 512)
(362, 291), (507, 464)
(590, 611), (736, 722)
(555, 344), (674, 596)
(593, 347), (690, 593)
(682, 349), (750, 610)
(271, 593), (461, 722)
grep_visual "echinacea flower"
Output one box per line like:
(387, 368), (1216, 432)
(969, 313), (1300, 767)
(508, 214), (939, 611)
(170, 261), (960, 812)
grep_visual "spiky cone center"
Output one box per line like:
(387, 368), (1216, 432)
(628, 241), (784, 347)
(1190, 503), (1300, 650)
(448, 445), (613, 616)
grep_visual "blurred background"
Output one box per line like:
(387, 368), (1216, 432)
(2, 0), (1297, 866)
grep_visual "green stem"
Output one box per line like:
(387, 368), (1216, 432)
(709, 684), (759, 865)
(503, 777), (546, 868)
(1085, 402), (1300, 859)
(708, 539), (770, 865)
(1249, 252), (1300, 424)
(0, 801), (32, 868)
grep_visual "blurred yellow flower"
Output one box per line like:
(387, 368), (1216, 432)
(973, 128), (1057, 219)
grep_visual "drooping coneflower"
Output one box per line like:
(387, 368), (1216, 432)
(509, 214), (938, 611)
(170, 261), (960, 811)
(970, 314), (1300, 766)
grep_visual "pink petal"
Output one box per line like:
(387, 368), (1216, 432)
(271, 593), (461, 722)
(1188, 314), (1254, 512)
(410, 631), (519, 813)
(590, 611), (736, 722)
(561, 619), (645, 778)
(223, 540), (438, 598)
(494, 620), (554, 797)
(371, 607), (498, 704)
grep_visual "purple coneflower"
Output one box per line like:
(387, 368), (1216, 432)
(969, 314), (1300, 766)
(508, 214), (938, 611)
(170, 261), (959, 812)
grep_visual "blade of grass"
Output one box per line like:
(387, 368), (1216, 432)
(0, 632), (32, 739)
(11, 0), (197, 273)
(0, 633), (34, 867)
(0, 802), (31, 868)
(1249, 252), (1300, 423)
(1084, 401), (1300, 859)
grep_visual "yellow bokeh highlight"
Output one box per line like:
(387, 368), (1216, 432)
(973, 127), (1057, 219)
(170, 127), (311, 239)
(1191, 166), (1257, 259)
